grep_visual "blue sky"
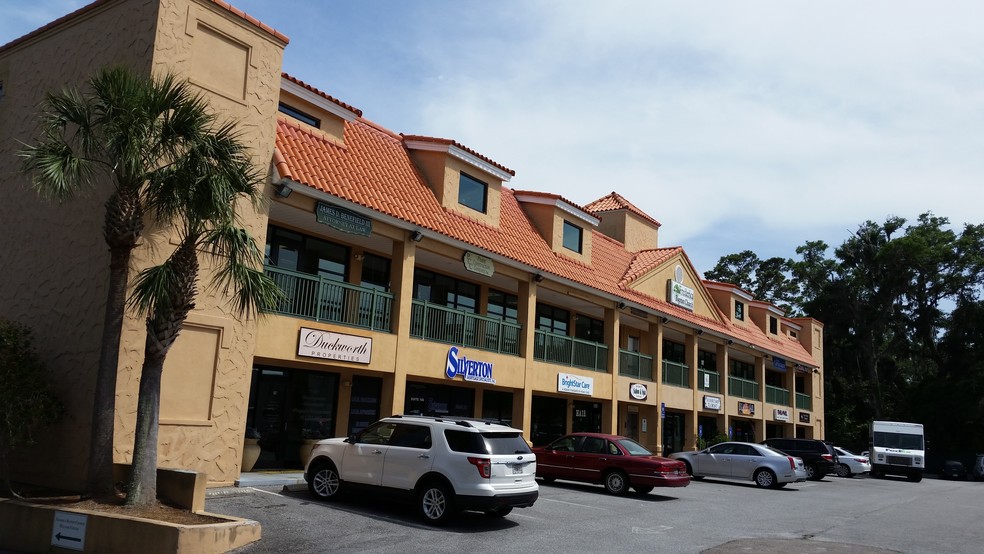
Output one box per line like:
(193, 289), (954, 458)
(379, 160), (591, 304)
(4, 1), (983, 273)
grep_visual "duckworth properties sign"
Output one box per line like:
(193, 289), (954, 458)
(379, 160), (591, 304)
(297, 327), (372, 364)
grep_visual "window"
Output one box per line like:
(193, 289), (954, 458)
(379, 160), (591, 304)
(734, 300), (745, 321)
(278, 102), (320, 128)
(266, 225), (348, 281)
(769, 316), (778, 334)
(360, 253), (391, 292)
(626, 335), (641, 353)
(663, 340), (685, 364)
(487, 289), (518, 323)
(458, 172), (488, 213)
(413, 269), (478, 312)
(766, 370), (783, 387)
(575, 314), (604, 343)
(536, 304), (570, 334)
(562, 220), (583, 253)
(698, 350), (717, 370)
(388, 424), (432, 449)
(730, 359), (755, 380)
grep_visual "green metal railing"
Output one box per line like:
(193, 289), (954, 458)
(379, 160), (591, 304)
(661, 360), (689, 388)
(796, 392), (812, 411)
(697, 369), (720, 392)
(410, 300), (522, 355)
(619, 350), (653, 381)
(264, 266), (392, 331)
(534, 330), (608, 372)
(728, 376), (759, 400)
(766, 385), (790, 406)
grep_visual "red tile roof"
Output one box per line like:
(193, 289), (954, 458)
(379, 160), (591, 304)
(585, 192), (662, 228)
(274, 116), (818, 368)
(0, 0), (289, 54)
(512, 190), (596, 218)
(402, 135), (515, 177)
(281, 73), (362, 117)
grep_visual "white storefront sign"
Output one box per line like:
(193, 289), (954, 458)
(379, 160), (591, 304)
(558, 372), (594, 395)
(298, 327), (372, 364)
(667, 280), (695, 311)
(703, 395), (722, 411)
(629, 382), (648, 400)
(463, 251), (495, 277)
(774, 408), (791, 422)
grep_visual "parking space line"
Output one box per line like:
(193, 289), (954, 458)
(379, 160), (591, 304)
(539, 497), (606, 509)
(248, 487), (287, 497)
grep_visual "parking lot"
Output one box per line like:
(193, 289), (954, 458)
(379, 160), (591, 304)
(208, 474), (984, 553)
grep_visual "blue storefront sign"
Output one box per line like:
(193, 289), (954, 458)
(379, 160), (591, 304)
(445, 346), (496, 384)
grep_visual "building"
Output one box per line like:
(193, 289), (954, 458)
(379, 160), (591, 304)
(0, 0), (824, 490)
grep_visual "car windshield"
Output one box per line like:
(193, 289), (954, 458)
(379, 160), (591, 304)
(614, 438), (652, 456)
(873, 431), (923, 450)
(760, 445), (787, 457)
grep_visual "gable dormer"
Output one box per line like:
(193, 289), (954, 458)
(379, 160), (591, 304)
(402, 136), (514, 228)
(703, 280), (755, 325)
(585, 192), (661, 252)
(513, 191), (598, 264)
(278, 74), (361, 145)
(748, 300), (785, 336)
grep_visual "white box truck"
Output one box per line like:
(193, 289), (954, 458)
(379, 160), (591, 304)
(869, 420), (925, 482)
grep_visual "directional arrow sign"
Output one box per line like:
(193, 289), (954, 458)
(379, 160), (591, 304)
(51, 511), (87, 551)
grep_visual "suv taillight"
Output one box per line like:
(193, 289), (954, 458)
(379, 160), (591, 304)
(468, 457), (492, 478)
(788, 456), (796, 470)
(822, 454), (833, 462)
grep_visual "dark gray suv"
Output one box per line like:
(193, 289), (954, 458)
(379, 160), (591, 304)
(761, 438), (838, 481)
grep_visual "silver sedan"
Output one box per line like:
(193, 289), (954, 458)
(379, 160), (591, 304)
(669, 442), (808, 489)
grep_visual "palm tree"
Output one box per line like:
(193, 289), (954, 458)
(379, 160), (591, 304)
(19, 66), (243, 498)
(124, 125), (282, 507)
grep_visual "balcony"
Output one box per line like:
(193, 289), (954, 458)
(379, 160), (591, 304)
(796, 392), (812, 411)
(619, 350), (653, 381)
(697, 369), (720, 393)
(765, 385), (790, 406)
(661, 360), (689, 388)
(728, 376), (759, 400)
(410, 300), (522, 355)
(534, 330), (608, 372)
(264, 266), (392, 331)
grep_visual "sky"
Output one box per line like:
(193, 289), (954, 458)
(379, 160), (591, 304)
(3, 0), (983, 273)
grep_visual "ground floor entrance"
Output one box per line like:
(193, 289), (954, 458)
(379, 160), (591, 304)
(662, 411), (686, 455)
(731, 418), (756, 442)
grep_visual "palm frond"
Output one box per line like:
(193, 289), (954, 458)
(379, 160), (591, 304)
(129, 259), (181, 317)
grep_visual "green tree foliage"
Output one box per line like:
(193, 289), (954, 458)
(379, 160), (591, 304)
(710, 213), (984, 461)
(0, 319), (63, 495)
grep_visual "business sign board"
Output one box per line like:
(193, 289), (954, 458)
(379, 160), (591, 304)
(799, 412), (811, 423)
(667, 280), (695, 311)
(703, 395), (722, 411)
(298, 327), (372, 364)
(51, 511), (87, 551)
(446, 346), (496, 384)
(774, 408), (790, 422)
(738, 401), (756, 416)
(463, 252), (495, 277)
(558, 372), (593, 395)
(315, 202), (372, 236)
(629, 382), (648, 400)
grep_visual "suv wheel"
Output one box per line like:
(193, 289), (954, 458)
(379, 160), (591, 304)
(418, 481), (456, 525)
(805, 464), (818, 480)
(603, 470), (629, 495)
(308, 461), (342, 501)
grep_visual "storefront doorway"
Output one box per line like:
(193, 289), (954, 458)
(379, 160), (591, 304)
(246, 366), (339, 470)
(731, 419), (756, 442)
(622, 409), (640, 441)
(531, 396), (567, 446)
(347, 376), (382, 436)
(697, 415), (719, 444)
(404, 381), (475, 417)
(662, 411), (685, 455)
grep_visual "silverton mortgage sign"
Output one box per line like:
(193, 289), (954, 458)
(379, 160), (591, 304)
(298, 327), (372, 364)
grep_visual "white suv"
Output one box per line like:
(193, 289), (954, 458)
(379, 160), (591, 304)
(304, 415), (538, 524)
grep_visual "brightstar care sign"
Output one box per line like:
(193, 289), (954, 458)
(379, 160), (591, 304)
(445, 347), (496, 384)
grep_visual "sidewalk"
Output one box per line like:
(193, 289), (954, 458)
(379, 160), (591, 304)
(205, 471), (306, 498)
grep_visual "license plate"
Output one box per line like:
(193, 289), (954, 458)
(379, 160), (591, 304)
(512, 465), (523, 474)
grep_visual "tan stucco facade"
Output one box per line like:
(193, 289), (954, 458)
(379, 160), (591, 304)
(1, 0), (825, 492)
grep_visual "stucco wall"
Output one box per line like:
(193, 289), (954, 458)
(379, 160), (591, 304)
(112, 0), (286, 486)
(0, 0), (161, 491)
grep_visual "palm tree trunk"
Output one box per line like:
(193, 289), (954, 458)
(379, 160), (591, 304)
(88, 191), (142, 498)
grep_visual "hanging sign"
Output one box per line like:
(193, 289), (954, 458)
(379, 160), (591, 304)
(315, 202), (372, 236)
(629, 383), (648, 400)
(463, 252), (495, 277)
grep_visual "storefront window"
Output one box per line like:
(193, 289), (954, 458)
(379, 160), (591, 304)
(482, 390), (513, 426)
(266, 225), (348, 281)
(413, 268), (478, 312)
(575, 315), (604, 343)
(531, 396), (567, 446)
(487, 289), (518, 322)
(663, 340), (685, 364)
(698, 350), (716, 370)
(348, 376), (382, 436)
(536, 304), (569, 335)
(405, 381), (475, 417)
(730, 359), (755, 380)
(360, 253), (391, 291)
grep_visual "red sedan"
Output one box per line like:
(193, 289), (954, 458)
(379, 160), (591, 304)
(532, 432), (690, 494)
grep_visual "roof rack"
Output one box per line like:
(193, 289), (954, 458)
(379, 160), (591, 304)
(391, 414), (508, 428)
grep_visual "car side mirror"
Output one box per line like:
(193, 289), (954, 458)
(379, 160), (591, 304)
(346, 435), (356, 444)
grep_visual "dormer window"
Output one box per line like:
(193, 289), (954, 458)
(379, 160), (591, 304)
(563, 221), (583, 253)
(735, 300), (745, 321)
(769, 316), (778, 334)
(458, 172), (488, 213)
(278, 102), (320, 128)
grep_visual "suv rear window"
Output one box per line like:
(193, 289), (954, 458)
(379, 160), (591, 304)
(444, 430), (532, 455)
